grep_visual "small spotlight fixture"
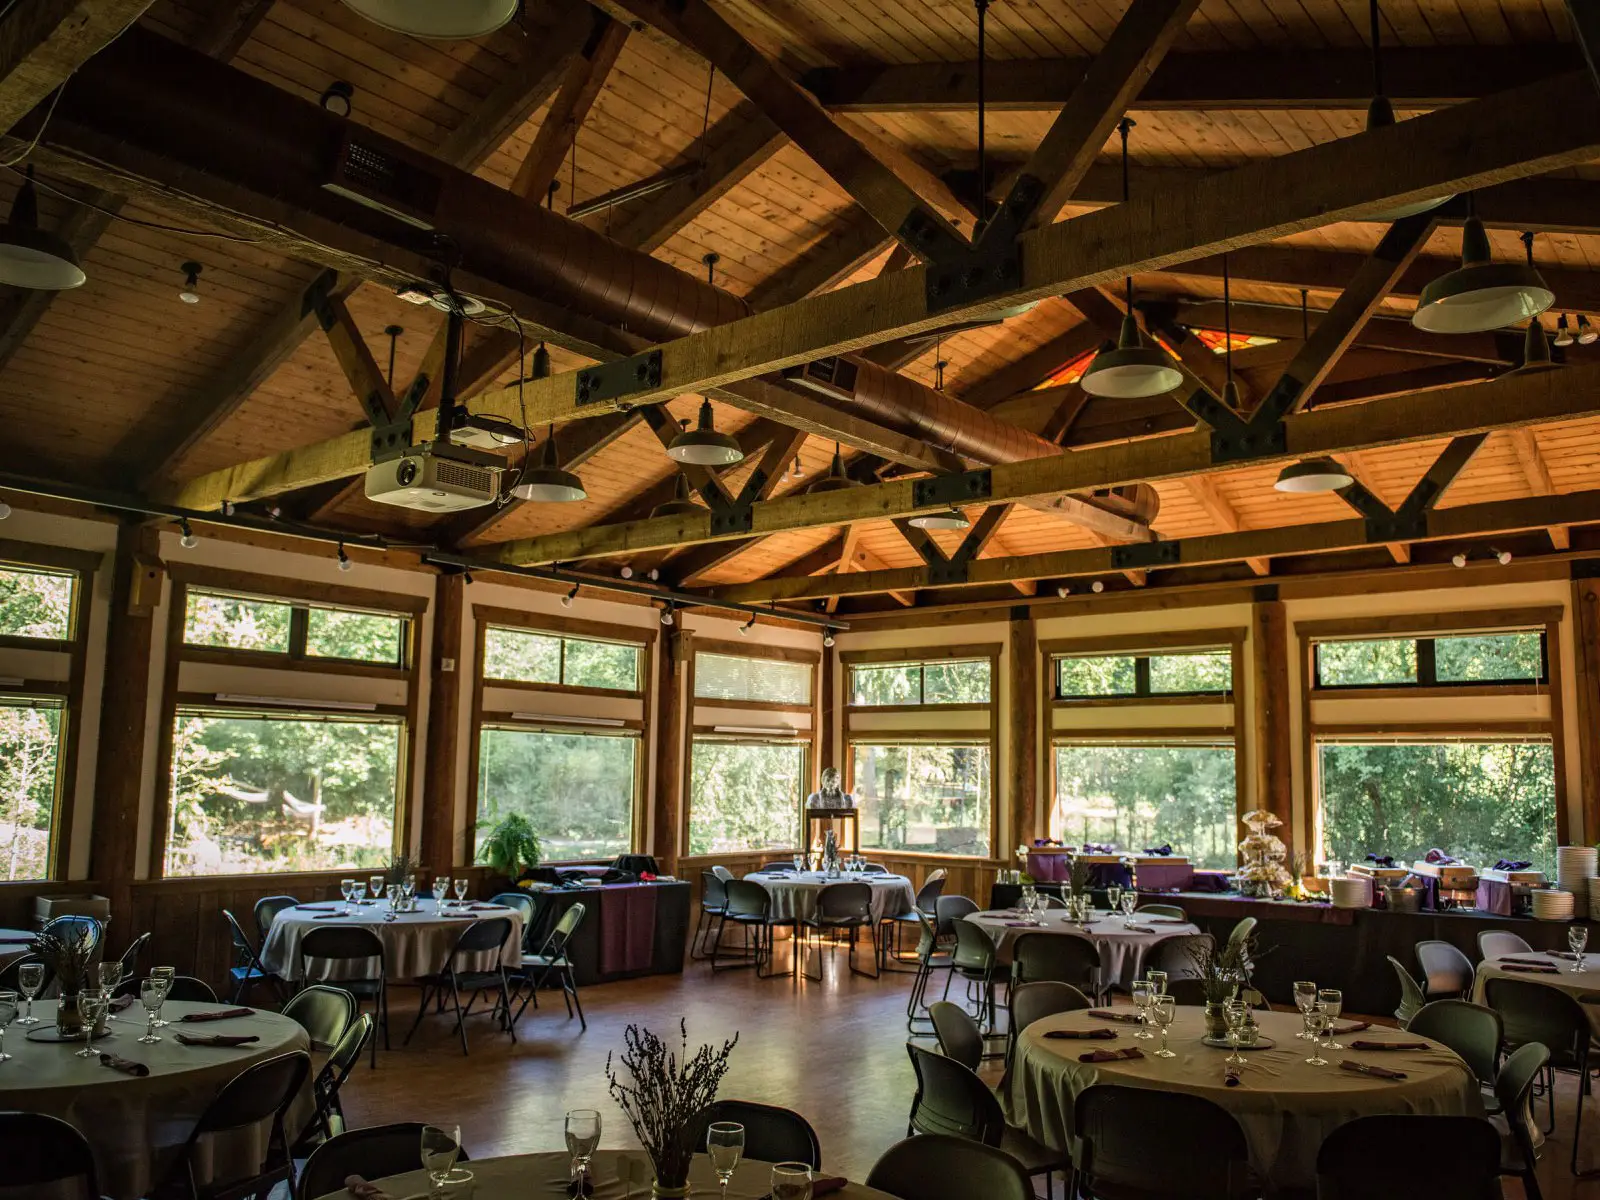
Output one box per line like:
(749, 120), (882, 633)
(178, 518), (198, 550)
(1451, 552), (1468, 568)
(739, 614), (757, 636)
(337, 542), (352, 572)
(463, 571), (474, 585)
(1090, 580), (1105, 594)
(1554, 313), (1575, 347)
(1580, 315), (1598, 346)
(0, 500), (11, 520)
(178, 261), (202, 305)
(660, 605), (675, 627)
(1056, 586), (1070, 598)
(1493, 547), (1513, 565)
(560, 583), (579, 608)
(648, 568), (660, 582)
(823, 633), (835, 648)
(319, 80), (354, 116)
(619, 565), (633, 579)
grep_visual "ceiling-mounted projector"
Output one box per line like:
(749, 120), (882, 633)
(365, 445), (498, 511)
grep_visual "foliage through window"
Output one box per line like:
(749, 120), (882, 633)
(1052, 742), (1238, 870)
(1314, 631), (1545, 689)
(477, 727), (637, 861)
(687, 738), (806, 854)
(165, 707), (402, 877)
(482, 626), (640, 691)
(852, 742), (991, 856)
(850, 659), (991, 706)
(306, 608), (406, 664)
(0, 698), (63, 880)
(183, 589), (407, 666)
(184, 592), (292, 654)
(0, 565), (75, 641)
(1318, 739), (1556, 876)
(694, 653), (811, 706)
(1055, 649), (1232, 699)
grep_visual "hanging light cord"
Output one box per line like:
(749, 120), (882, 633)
(1521, 230), (1536, 266)
(698, 64), (716, 171)
(1368, 0), (1383, 98)
(975, 0), (989, 226)
(1118, 116), (1136, 316)
(1301, 288), (1309, 340)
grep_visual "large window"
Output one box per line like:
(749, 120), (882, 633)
(164, 707), (403, 877)
(1314, 631), (1546, 689)
(1052, 742), (1238, 869)
(850, 659), (991, 706)
(0, 564), (75, 641)
(852, 741), (991, 856)
(482, 626), (640, 691)
(687, 737), (807, 854)
(0, 697), (64, 880)
(1056, 649), (1232, 699)
(1318, 739), (1557, 876)
(476, 726), (637, 860)
(184, 589), (407, 666)
(694, 653), (811, 706)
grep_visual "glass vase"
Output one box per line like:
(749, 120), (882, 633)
(56, 989), (86, 1037)
(1202, 1001), (1229, 1040)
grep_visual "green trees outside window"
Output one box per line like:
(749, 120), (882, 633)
(850, 659), (990, 706)
(1055, 650), (1232, 699)
(0, 700), (62, 880)
(183, 589), (408, 666)
(1314, 632), (1545, 688)
(688, 739), (806, 854)
(0, 566), (74, 641)
(1052, 743), (1237, 869)
(852, 742), (991, 856)
(477, 727), (637, 860)
(695, 653), (811, 705)
(483, 626), (639, 691)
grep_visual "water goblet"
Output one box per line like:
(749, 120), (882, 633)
(1223, 998), (1248, 1066)
(16, 962), (42, 1024)
(454, 878), (469, 905)
(1146, 969), (1168, 998)
(0, 991), (16, 1062)
(98, 960), (124, 1018)
(385, 884), (399, 910)
(792, 854), (805, 873)
(138, 976), (165, 1044)
(1293, 981), (1317, 1039)
(1130, 980), (1154, 1039)
(1106, 884), (1122, 915)
(1304, 1005), (1330, 1066)
(564, 1109), (601, 1197)
(369, 874), (385, 901)
(1318, 988), (1344, 1049)
(1570, 925), (1589, 971)
(422, 1124), (462, 1190)
(1150, 994), (1177, 1058)
(149, 966), (175, 1026)
(75, 988), (108, 1058)
(401, 877), (417, 903)
(436, 875), (452, 910)
(707, 1120), (745, 1200)
(771, 1162), (813, 1200)
(1120, 890), (1137, 925)
(340, 878), (356, 914)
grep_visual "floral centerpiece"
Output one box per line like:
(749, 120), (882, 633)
(607, 1020), (739, 1196)
(1235, 810), (1293, 898)
(1186, 932), (1255, 1038)
(34, 917), (98, 1035)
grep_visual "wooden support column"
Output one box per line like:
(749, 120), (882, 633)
(1250, 597), (1294, 838)
(90, 523), (162, 938)
(1571, 570), (1600, 842)
(420, 573), (464, 869)
(1009, 609), (1039, 845)
(652, 627), (688, 874)
(820, 643), (837, 772)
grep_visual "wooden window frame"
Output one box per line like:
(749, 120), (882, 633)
(841, 642), (998, 712)
(685, 728), (813, 858)
(691, 639), (818, 713)
(1305, 608), (1555, 693)
(475, 605), (649, 698)
(1042, 628), (1241, 706)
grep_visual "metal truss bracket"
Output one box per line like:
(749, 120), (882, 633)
(926, 558), (971, 588)
(1210, 417), (1287, 465)
(913, 468), (993, 509)
(369, 421), (413, 462)
(1111, 540), (1181, 570)
(979, 174), (1046, 247)
(575, 350), (663, 407)
(1364, 509), (1429, 545)
(923, 242), (1024, 315)
(304, 269), (340, 328)
(708, 503), (754, 537)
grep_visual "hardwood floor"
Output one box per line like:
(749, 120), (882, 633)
(341, 953), (1595, 1198)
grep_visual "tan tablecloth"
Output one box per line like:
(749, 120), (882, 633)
(1003, 1006), (1481, 1191)
(0, 999), (312, 1200)
(1474, 950), (1600, 1035)
(965, 910), (1199, 993)
(312, 1149), (895, 1200)
(742, 872), (915, 924)
(261, 899), (523, 982)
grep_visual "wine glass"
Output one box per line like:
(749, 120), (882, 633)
(421, 1125), (462, 1190)
(1570, 925), (1589, 971)
(436, 875), (452, 910)
(771, 1162), (813, 1200)
(16, 962), (42, 1024)
(1318, 988), (1344, 1049)
(0, 990), (16, 1062)
(707, 1121), (744, 1200)
(792, 853), (805, 873)
(1130, 980), (1154, 1039)
(385, 884), (399, 911)
(340, 878), (356, 914)
(138, 976), (165, 1044)
(1106, 884), (1122, 916)
(564, 1109), (601, 1196)
(454, 878), (469, 905)
(1146, 970), (1168, 998)
(1304, 1004), (1331, 1067)
(1150, 994), (1177, 1058)
(1223, 997), (1248, 1066)
(1120, 890), (1137, 925)
(98, 960), (123, 1018)
(75, 988), (108, 1058)
(369, 874), (385, 902)
(149, 966), (175, 1026)
(1293, 981), (1318, 1039)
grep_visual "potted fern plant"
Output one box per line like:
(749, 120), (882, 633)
(478, 813), (543, 889)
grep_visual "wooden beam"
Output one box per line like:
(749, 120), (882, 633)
(1340, 450), (1408, 563)
(318, 291), (398, 425)
(489, 360), (1600, 566)
(189, 0), (274, 59)
(777, 532), (849, 579)
(510, 11), (630, 203)
(1504, 426), (1570, 550)
(1401, 433), (1487, 512)
(420, 572), (463, 868)
(827, 523), (865, 614)
(665, 426), (808, 583)
(746, 213), (894, 310)
(959, 312), (1103, 409)
(1250, 599), (1293, 826)
(1010, 611), (1038, 841)
(1182, 475), (1269, 574)
(652, 627), (686, 872)
(0, 0), (155, 134)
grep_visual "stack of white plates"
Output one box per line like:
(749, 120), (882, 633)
(1330, 876), (1372, 909)
(1558, 847), (1597, 910)
(1532, 889), (1576, 922)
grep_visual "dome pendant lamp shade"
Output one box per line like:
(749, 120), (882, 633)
(1274, 457), (1355, 494)
(0, 169), (85, 290)
(1412, 217), (1554, 334)
(805, 444), (858, 494)
(339, 0), (518, 38)
(1079, 309), (1184, 399)
(667, 399), (744, 467)
(1520, 319), (1554, 372)
(510, 431), (587, 502)
(907, 506), (970, 531)
(652, 473), (703, 519)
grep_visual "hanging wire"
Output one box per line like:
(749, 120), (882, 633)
(703, 252), (719, 286)
(1521, 229), (1536, 266)
(1368, 0), (1383, 98)
(569, 127), (579, 209)
(698, 63), (716, 171)
(1300, 288), (1309, 341)
(384, 325), (402, 387)
(1118, 116), (1136, 317)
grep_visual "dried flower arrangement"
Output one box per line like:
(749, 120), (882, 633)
(606, 1020), (739, 1194)
(386, 853), (415, 887)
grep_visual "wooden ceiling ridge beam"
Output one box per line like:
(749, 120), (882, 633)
(0, 0), (156, 135)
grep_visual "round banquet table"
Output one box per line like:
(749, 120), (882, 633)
(311, 1148), (894, 1200)
(1003, 1005), (1482, 1192)
(260, 898), (524, 982)
(1473, 948), (1600, 1036)
(0, 999), (312, 1200)
(965, 909), (1199, 993)
(742, 870), (916, 923)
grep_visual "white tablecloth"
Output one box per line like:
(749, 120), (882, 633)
(0, 999), (311, 1200)
(742, 871), (916, 923)
(260, 899), (523, 982)
(965, 909), (1199, 992)
(1473, 949), (1600, 1035)
(1004, 1006), (1481, 1191)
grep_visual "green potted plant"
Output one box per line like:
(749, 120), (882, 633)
(477, 813), (543, 882)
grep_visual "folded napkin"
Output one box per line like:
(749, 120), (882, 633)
(1364, 853), (1396, 868)
(176, 1032), (259, 1047)
(1493, 859), (1533, 872)
(1330, 1021), (1371, 1035)
(180, 1007), (254, 1023)
(1004, 921), (1039, 928)
(345, 1177), (391, 1200)
(313, 913), (349, 920)
(296, 904), (338, 912)
(1144, 916), (1187, 924)
(1551, 951), (1584, 961)
(1081, 843), (1116, 854)
(1347, 1039), (1429, 1052)
(1123, 924), (1158, 933)
(1143, 844), (1173, 856)
(1079, 1046), (1144, 1063)
(1502, 963), (1560, 975)
(1502, 955), (1560, 967)
(1424, 848), (1458, 865)
(1224, 1065), (1242, 1087)
(1043, 1028), (1117, 1040)
(109, 994), (137, 1013)
(1087, 1009), (1145, 1025)
(99, 1052), (149, 1077)
(1340, 1059), (1407, 1080)
(463, 903), (502, 911)
(812, 1177), (849, 1198)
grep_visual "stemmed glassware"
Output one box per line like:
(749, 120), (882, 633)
(564, 1110), (601, 1196)
(369, 874), (385, 903)
(436, 875), (452, 910)
(1570, 925), (1589, 971)
(792, 854), (805, 873)
(421, 1124), (463, 1192)
(149, 966), (175, 1026)
(771, 1162), (813, 1200)
(1318, 989), (1344, 1050)
(1130, 980), (1154, 1039)
(0, 991), (16, 1062)
(1105, 884), (1122, 916)
(707, 1120), (745, 1200)
(1222, 998), (1248, 1066)
(1150, 994), (1177, 1058)
(1304, 1004), (1331, 1067)
(1146, 970), (1168, 1000)
(1293, 980), (1318, 1039)
(340, 878), (357, 914)
(138, 976), (168, 1043)
(1120, 890), (1137, 926)
(15, 962), (42, 1024)
(401, 878), (417, 910)
(454, 878), (469, 906)
(98, 960), (124, 1018)
(76, 988), (109, 1058)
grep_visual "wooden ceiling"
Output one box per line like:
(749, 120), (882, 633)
(4, 0), (1600, 616)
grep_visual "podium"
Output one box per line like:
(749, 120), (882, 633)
(804, 807), (859, 853)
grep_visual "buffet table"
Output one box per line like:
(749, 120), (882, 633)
(525, 881), (690, 985)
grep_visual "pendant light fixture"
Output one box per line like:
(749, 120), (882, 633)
(511, 425), (587, 503)
(805, 444), (859, 494)
(1520, 314), (1553, 373)
(0, 167), (85, 290)
(1274, 456), (1354, 494)
(667, 399), (744, 467)
(1363, 0), (1451, 220)
(907, 506), (971, 531)
(1412, 209), (1554, 333)
(1079, 119), (1183, 400)
(652, 473), (703, 519)
(339, 0), (517, 38)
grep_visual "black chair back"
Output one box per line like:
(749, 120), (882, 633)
(255, 894), (299, 941)
(1012, 931), (1099, 990)
(282, 984), (357, 1051)
(163, 975), (218, 1003)
(948, 917), (994, 975)
(1146, 933), (1213, 980)
(0, 954), (50, 996)
(684, 1100), (821, 1169)
(1076, 1084), (1251, 1199)
(913, 870), (946, 914)
(759, 861), (797, 872)
(40, 915), (102, 953)
(297, 1121), (467, 1200)
(196, 1051), (310, 1134)
(724, 880), (770, 921)
(866, 1135), (1032, 1200)
(928, 1000), (983, 1070)
(449, 916), (515, 960)
(491, 891), (536, 927)
(933, 894), (977, 937)
(702, 870), (728, 911)
(1484, 976), (1590, 1068)
(1314, 1115), (1500, 1199)
(0, 1110), (101, 1197)
(1386, 955), (1427, 1027)
(1166, 977), (1209, 1007)
(1494, 1040), (1550, 1182)
(815, 882), (872, 923)
(548, 902), (586, 948)
(861, 863), (888, 874)
(301, 1012), (374, 1147)
(1009, 980), (1091, 1038)
(302, 925), (386, 976)
(1407, 999), (1501, 1086)
(904, 1042), (1003, 1144)
(1414, 939), (1474, 997)
(116, 930), (151, 980)
(1477, 929), (1532, 960)
(612, 853), (659, 876)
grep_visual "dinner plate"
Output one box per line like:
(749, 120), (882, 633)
(1201, 1035), (1276, 1051)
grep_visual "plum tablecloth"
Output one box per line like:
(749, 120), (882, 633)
(742, 871), (915, 923)
(260, 898), (522, 981)
(965, 909), (1199, 992)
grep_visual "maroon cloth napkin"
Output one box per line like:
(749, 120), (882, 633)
(1087, 1009), (1145, 1025)
(313, 913), (349, 920)
(1551, 951), (1584, 961)
(1144, 916), (1187, 924)
(1004, 921), (1038, 928)
(344, 1177), (392, 1200)
(1502, 962), (1560, 975)
(1043, 1028), (1117, 1040)
(1330, 1021), (1371, 1034)
(176, 1032), (259, 1047)
(1224, 1065), (1242, 1087)
(1502, 955), (1559, 966)
(463, 903), (503, 911)
(1124, 924), (1158, 933)
(99, 1052), (149, 1076)
(1079, 1046), (1144, 1063)
(179, 1007), (254, 1022)
(812, 1177), (849, 1197)
(295, 904), (338, 912)
(1340, 1059), (1407, 1080)
(109, 995), (137, 1013)
(1348, 1039), (1429, 1052)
